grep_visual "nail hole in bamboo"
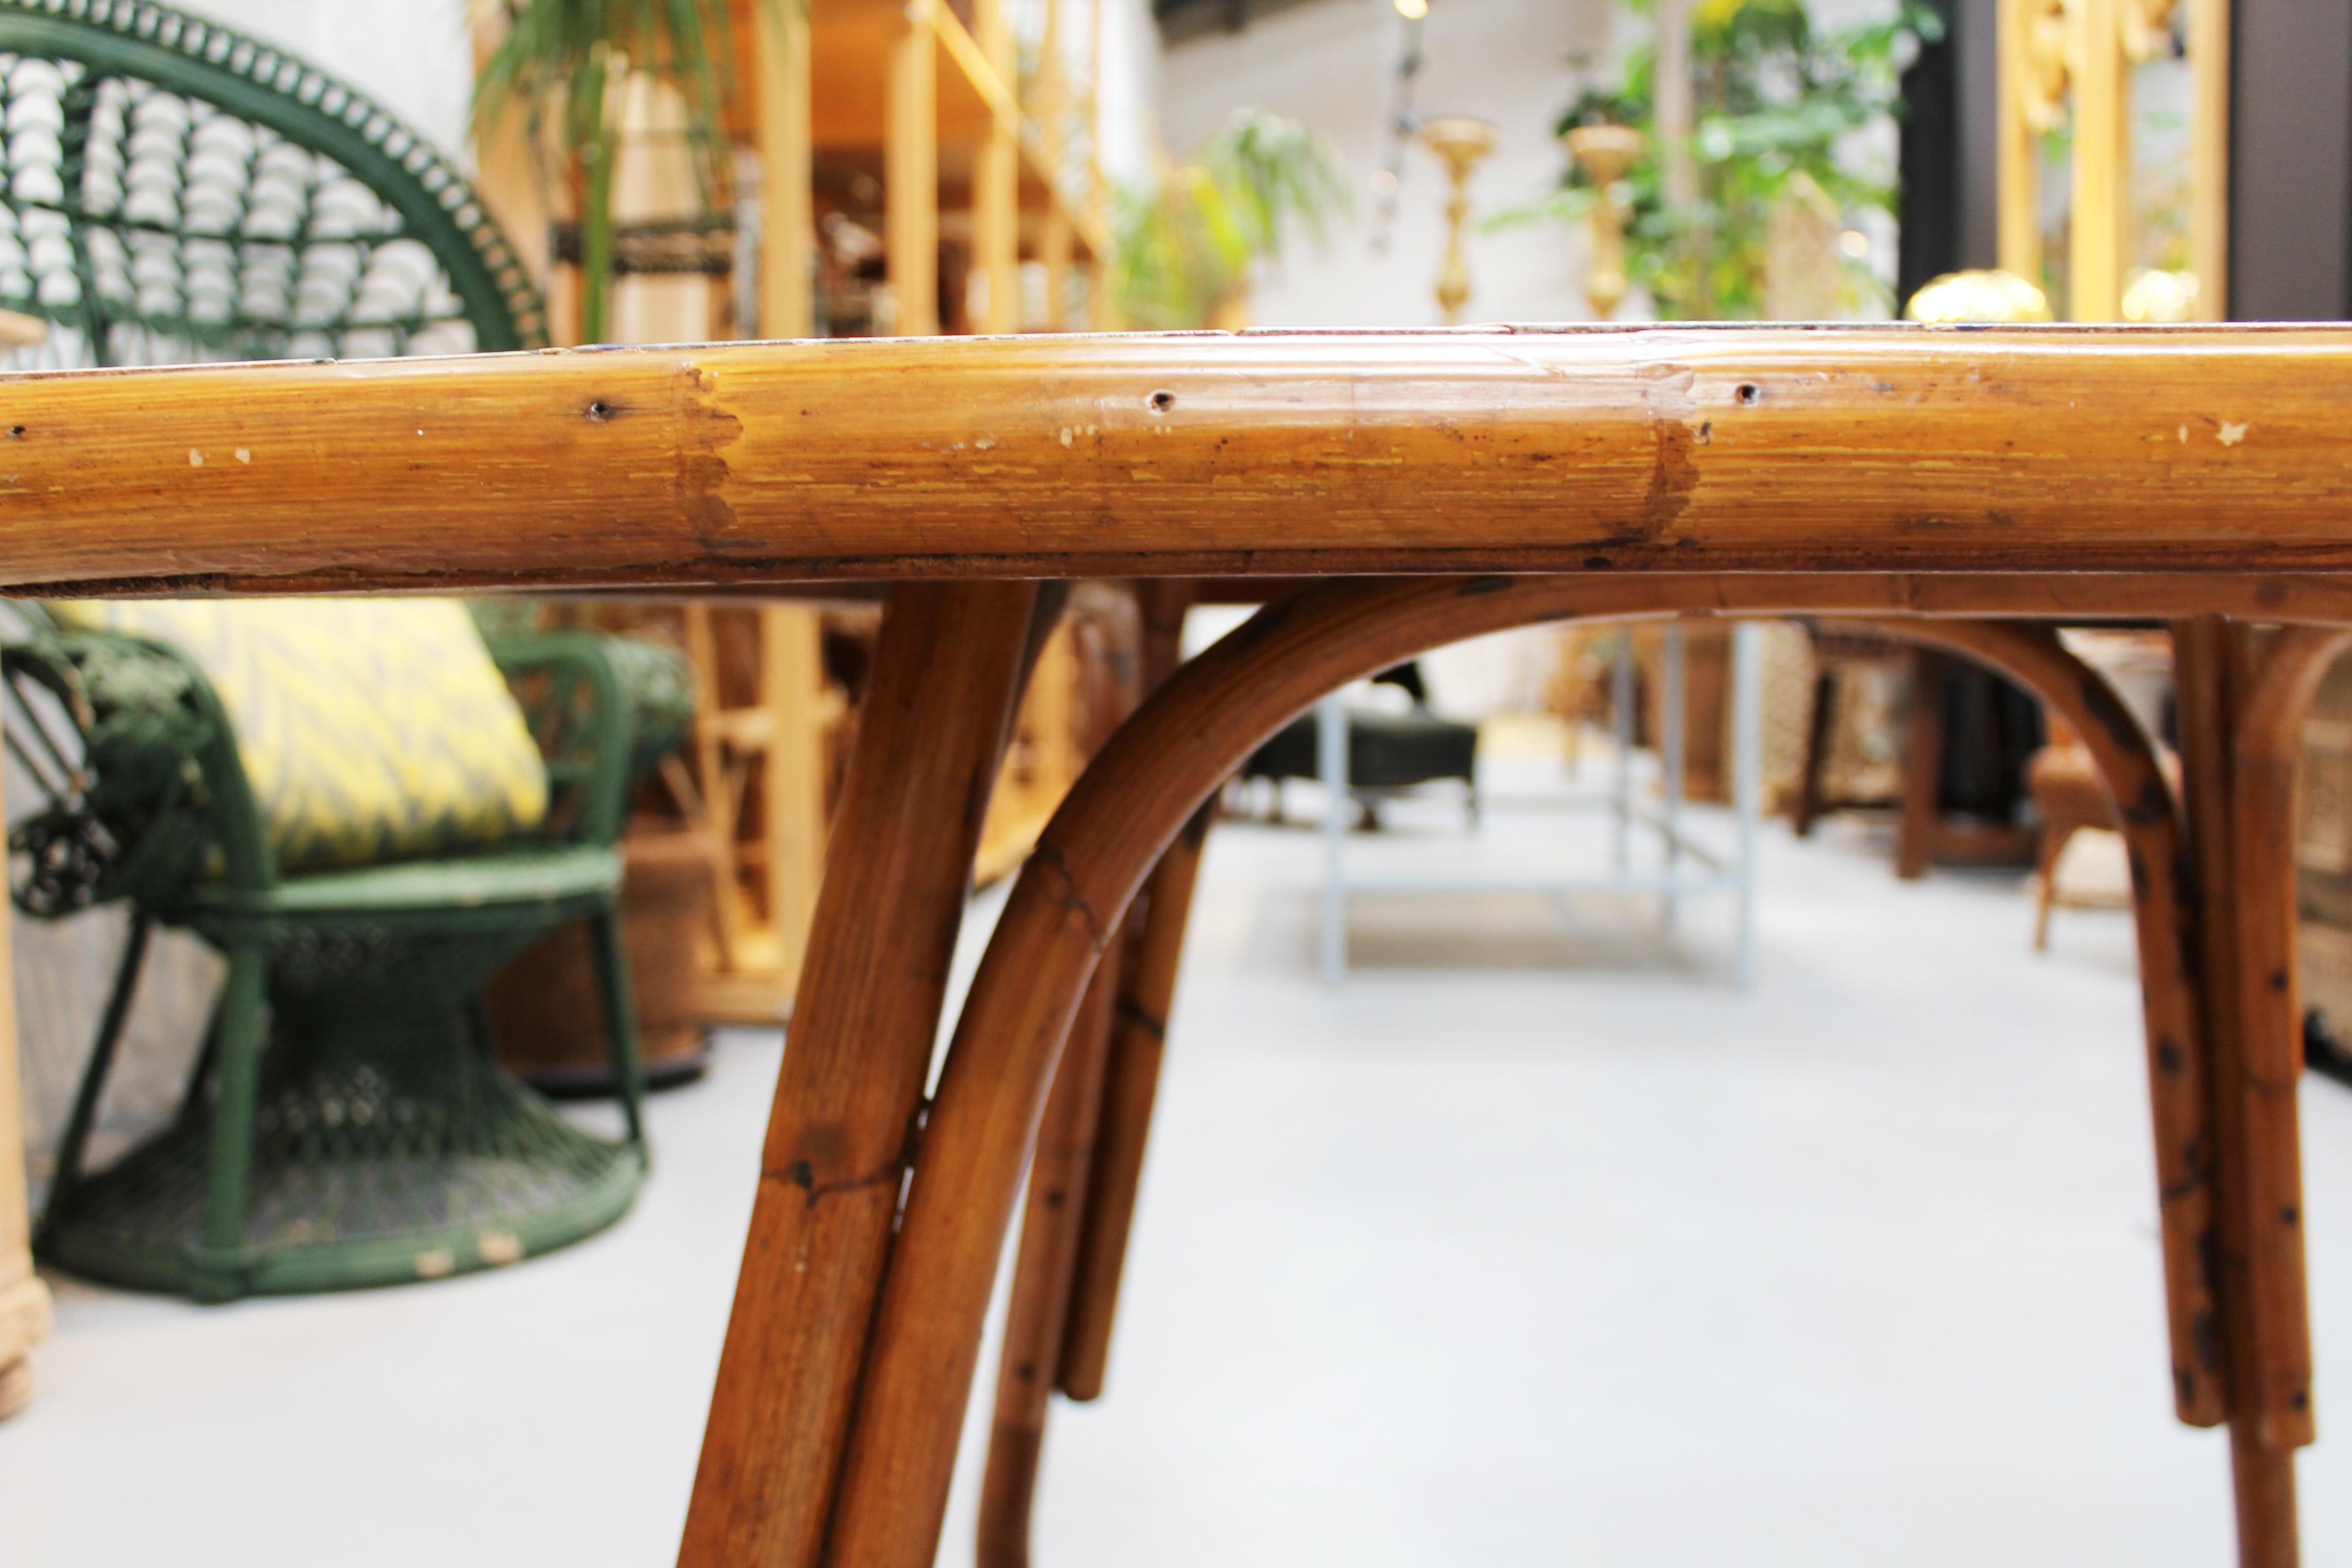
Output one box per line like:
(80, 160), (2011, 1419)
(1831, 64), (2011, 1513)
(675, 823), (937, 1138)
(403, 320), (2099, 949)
(1736, 383), (1763, 405)
(1149, 390), (1175, 413)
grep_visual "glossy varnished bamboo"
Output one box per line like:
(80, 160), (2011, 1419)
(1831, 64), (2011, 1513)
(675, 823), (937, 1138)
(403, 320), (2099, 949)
(819, 573), (2277, 1567)
(1056, 577), (1200, 1403)
(10, 329), (2352, 593)
(2176, 617), (2300, 1567)
(2230, 629), (2352, 1446)
(1853, 617), (2225, 1426)
(975, 581), (1203, 1564)
(975, 956), (1120, 1568)
(680, 581), (1038, 1568)
(1056, 800), (1210, 1403)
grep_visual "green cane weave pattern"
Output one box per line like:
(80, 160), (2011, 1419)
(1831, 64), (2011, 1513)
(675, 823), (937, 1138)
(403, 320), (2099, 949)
(42, 915), (640, 1298)
(0, 0), (547, 365)
(0, 3), (657, 1302)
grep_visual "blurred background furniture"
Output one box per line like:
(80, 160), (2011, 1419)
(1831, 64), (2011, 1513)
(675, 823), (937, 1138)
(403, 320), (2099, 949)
(0, 0), (700, 1298)
(7, 603), (679, 1300)
(0, 867), (46, 1416)
(1313, 624), (1766, 984)
(0, 296), (46, 1416)
(1239, 662), (1480, 828)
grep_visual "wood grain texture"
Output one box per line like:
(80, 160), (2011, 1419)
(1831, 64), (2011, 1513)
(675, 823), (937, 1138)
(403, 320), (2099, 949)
(974, 581), (1199, 1563)
(974, 956), (1118, 1568)
(2176, 617), (2300, 1568)
(680, 581), (1038, 1568)
(1054, 800), (1208, 1404)
(821, 571), (2296, 1567)
(8, 328), (2352, 593)
(2230, 626), (2352, 1449)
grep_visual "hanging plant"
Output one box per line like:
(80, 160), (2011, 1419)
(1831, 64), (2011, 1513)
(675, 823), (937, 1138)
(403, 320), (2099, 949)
(473, 0), (774, 342)
(1494, 0), (1940, 320)
(1114, 110), (1352, 331)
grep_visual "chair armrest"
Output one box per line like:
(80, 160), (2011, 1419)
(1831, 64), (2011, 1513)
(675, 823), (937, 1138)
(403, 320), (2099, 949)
(1, 631), (261, 915)
(487, 632), (693, 847)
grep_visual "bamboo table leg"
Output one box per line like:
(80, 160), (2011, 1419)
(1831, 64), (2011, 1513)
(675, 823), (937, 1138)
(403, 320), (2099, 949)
(2175, 617), (2345, 1568)
(1058, 801), (1213, 1403)
(680, 581), (1042, 1568)
(1895, 647), (1950, 879)
(1859, 619), (2225, 1426)
(813, 581), (2336, 1568)
(975, 954), (1121, 1568)
(975, 581), (1197, 1565)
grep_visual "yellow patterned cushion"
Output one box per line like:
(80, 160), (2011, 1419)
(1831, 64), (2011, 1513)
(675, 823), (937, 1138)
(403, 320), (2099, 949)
(48, 599), (548, 874)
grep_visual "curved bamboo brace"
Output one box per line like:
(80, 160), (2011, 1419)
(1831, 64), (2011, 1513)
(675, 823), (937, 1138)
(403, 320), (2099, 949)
(1846, 617), (2223, 1426)
(825, 574), (2245, 1567)
(2227, 625), (2352, 1448)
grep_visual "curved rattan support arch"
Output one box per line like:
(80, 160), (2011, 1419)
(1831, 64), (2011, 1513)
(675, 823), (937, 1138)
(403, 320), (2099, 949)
(823, 574), (2239, 1568)
(1841, 617), (2223, 1424)
(0, 0), (548, 350)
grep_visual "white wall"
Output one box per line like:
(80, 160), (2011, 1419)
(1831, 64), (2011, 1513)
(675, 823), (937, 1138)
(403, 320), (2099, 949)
(1095, 0), (1164, 186)
(1158, 0), (1618, 329)
(178, 0), (476, 165)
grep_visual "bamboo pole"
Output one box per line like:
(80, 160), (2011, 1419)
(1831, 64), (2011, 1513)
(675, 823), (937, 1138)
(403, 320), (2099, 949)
(1038, 0), (1073, 331)
(7, 330), (2352, 591)
(2227, 627), (2350, 1448)
(975, 954), (1121, 1567)
(760, 605), (830, 998)
(1855, 617), (2225, 1428)
(886, 0), (941, 336)
(679, 581), (1040, 1568)
(753, 0), (815, 339)
(821, 572), (2293, 1567)
(973, 0), (1019, 334)
(1057, 578), (1203, 1401)
(2174, 617), (2302, 1567)
(2189, 0), (2230, 317)
(1085, 0), (1115, 330)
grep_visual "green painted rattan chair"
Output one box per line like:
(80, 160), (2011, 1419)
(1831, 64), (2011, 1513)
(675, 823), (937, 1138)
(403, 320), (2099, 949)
(0, 0), (682, 1301)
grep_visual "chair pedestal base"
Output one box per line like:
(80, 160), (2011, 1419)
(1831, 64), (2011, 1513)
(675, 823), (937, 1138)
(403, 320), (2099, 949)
(43, 913), (644, 1303)
(42, 1022), (642, 1301)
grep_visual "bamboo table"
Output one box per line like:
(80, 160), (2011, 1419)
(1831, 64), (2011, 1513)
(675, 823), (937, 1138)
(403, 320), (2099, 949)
(1, 325), (2346, 1565)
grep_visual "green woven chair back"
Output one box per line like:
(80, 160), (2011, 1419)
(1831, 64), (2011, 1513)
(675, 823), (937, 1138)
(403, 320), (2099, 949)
(0, 0), (546, 366)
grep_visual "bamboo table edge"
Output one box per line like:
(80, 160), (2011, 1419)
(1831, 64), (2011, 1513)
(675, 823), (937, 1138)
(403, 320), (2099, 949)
(1, 328), (2347, 1563)
(4, 325), (2352, 595)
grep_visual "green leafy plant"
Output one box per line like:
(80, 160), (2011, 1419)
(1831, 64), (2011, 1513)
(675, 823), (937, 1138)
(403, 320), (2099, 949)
(473, 0), (773, 342)
(1114, 110), (1352, 330)
(1496, 0), (1940, 319)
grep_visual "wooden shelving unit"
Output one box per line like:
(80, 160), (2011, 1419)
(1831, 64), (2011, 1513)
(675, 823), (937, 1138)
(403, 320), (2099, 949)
(474, 0), (1118, 1022)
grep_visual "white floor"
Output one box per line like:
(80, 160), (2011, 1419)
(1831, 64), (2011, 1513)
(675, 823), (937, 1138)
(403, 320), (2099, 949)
(10, 766), (2352, 1566)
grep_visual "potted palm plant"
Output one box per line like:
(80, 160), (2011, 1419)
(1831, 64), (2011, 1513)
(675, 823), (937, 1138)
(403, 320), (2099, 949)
(1495, 0), (1940, 320)
(1114, 109), (1352, 330)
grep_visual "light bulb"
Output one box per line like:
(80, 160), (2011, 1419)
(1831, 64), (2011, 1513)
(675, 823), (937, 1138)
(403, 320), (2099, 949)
(1394, 0), (1429, 18)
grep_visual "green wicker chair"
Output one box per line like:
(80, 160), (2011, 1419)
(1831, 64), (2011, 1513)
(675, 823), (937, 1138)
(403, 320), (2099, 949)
(0, 0), (682, 1301)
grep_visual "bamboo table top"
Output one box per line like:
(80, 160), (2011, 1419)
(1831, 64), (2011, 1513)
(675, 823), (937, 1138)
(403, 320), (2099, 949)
(0, 324), (2348, 598)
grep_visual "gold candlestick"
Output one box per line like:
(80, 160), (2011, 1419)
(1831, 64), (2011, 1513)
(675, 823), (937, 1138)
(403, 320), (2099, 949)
(1563, 123), (1643, 320)
(1420, 115), (1498, 325)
